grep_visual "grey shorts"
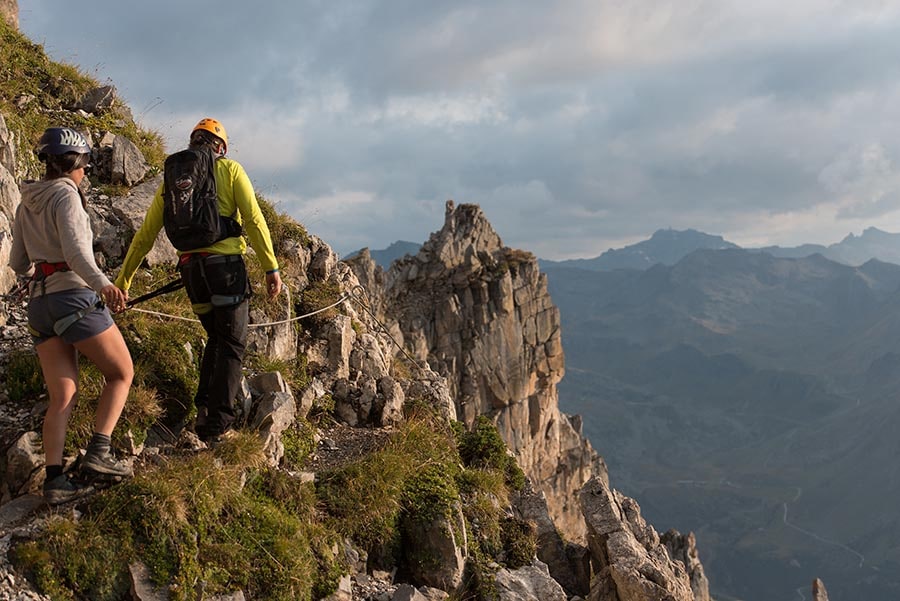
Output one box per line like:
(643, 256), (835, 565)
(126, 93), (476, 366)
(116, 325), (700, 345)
(28, 288), (114, 345)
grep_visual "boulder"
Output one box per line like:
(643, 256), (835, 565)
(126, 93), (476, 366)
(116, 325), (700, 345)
(580, 477), (694, 601)
(2, 432), (43, 502)
(110, 175), (176, 267)
(402, 501), (467, 591)
(494, 559), (567, 601)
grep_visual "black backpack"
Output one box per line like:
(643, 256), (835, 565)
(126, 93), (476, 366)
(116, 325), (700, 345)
(162, 146), (241, 251)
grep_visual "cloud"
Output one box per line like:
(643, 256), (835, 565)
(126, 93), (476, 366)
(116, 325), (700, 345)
(17, 2), (900, 259)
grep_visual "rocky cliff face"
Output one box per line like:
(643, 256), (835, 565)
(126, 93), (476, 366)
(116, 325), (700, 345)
(350, 201), (606, 542)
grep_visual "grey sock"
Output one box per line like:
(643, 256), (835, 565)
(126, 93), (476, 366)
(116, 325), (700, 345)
(87, 432), (111, 454)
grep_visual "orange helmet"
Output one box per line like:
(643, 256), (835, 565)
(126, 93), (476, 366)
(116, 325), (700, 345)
(191, 118), (228, 152)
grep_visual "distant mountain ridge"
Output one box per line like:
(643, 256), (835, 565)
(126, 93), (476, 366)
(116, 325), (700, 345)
(542, 228), (739, 271)
(364, 227), (900, 271)
(344, 240), (421, 268)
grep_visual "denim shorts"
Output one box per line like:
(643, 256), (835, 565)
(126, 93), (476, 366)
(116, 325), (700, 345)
(28, 288), (114, 345)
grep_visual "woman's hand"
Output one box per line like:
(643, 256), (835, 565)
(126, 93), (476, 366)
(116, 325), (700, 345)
(101, 284), (127, 313)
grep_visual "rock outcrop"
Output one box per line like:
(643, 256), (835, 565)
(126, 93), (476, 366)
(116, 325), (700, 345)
(350, 201), (606, 543)
(812, 578), (830, 601)
(0, 0), (16, 30)
(580, 476), (703, 601)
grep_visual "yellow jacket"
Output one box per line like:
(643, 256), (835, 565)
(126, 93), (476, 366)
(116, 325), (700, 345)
(116, 157), (279, 292)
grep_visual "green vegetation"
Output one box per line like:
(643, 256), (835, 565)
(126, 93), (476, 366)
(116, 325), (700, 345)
(13, 401), (534, 601)
(5, 349), (43, 402)
(0, 19), (165, 180)
(12, 435), (342, 600)
(280, 418), (317, 469)
(457, 415), (527, 491)
(299, 278), (344, 325)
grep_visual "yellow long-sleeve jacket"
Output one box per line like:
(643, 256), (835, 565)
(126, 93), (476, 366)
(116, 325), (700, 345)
(115, 157), (279, 293)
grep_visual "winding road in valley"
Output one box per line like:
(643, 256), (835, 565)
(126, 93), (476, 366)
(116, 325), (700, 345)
(781, 486), (866, 568)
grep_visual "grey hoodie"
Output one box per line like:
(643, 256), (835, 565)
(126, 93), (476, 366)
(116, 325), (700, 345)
(9, 178), (112, 296)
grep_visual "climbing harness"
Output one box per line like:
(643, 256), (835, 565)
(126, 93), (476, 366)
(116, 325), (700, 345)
(32, 260), (70, 296)
(52, 299), (104, 336)
(25, 261), (105, 337)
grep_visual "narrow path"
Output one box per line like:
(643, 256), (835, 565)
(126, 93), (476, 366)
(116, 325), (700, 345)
(781, 487), (865, 568)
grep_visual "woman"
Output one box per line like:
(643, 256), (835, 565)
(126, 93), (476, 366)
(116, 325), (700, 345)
(9, 126), (134, 505)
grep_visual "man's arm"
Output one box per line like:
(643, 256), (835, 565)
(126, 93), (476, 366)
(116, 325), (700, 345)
(115, 186), (166, 291)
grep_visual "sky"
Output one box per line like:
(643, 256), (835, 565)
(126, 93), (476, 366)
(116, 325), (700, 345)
(17, 1), (900, 260)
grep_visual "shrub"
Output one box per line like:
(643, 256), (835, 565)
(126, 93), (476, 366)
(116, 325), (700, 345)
(457, 416), (526, 491)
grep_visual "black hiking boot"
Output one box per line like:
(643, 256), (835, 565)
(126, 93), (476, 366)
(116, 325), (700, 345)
(43, 474), (93, 506)
(80, 447), (133, 478)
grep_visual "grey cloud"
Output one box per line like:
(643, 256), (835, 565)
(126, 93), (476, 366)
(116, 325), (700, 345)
(18, 3), (900, 259)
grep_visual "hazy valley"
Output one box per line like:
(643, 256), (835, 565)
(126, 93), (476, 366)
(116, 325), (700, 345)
(365, 227), (900, 600)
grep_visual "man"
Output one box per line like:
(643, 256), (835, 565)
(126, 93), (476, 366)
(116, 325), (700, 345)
(116, 118), (282, 442)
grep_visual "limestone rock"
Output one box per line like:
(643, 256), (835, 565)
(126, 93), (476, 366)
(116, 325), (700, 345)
(512, 481), (586, 597)
(0, 159), (20, 294)
(74, 85), (117, 115)
(129, 561), (168, 601)
(3, 432), (43, 502)
(247, 291), (297, 361)
(110, 175), (177, 266)
(580, 477), (694, 601)
(0, 0), (17, 30)
(326, 315), (355, 379)
(108, 134), (149, 186)
(812, 578), (830, 601)
(402, 500), (467, 591)
(661, 529), (710, 601)
(494, 559), (567, 601)
(249, 373), (296, 467)
(0, 112), (16, 177)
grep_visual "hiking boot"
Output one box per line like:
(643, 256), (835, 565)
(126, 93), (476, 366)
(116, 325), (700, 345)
(81, 447), (133, 478)
(43, 474), (93, 505)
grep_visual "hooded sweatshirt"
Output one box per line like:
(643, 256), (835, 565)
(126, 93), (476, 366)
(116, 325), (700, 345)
(9, 178), (112, 296)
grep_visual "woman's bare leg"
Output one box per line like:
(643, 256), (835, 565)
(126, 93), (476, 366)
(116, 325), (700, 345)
(74, 323), (134, 435)
(35, 337), (79, 466)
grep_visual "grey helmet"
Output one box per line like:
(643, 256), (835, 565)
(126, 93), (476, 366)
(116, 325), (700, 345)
(36, 127), (90, 161)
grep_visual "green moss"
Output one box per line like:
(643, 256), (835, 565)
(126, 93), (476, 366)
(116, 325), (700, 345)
(457, 416), (526, 491)
(11, 516), (132, 601)
(317, 416), (459, 564)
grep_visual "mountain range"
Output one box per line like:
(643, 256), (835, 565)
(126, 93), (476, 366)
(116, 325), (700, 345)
(364, 228), (900, 601)
(540, 226), (900, 271)
(542, 250), (900, 600)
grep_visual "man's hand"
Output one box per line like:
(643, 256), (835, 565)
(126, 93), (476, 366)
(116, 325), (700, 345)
(266, 271), (282, 298)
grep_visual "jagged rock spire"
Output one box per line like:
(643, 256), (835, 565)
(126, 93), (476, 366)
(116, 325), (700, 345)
(372, 201), (606, 542)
